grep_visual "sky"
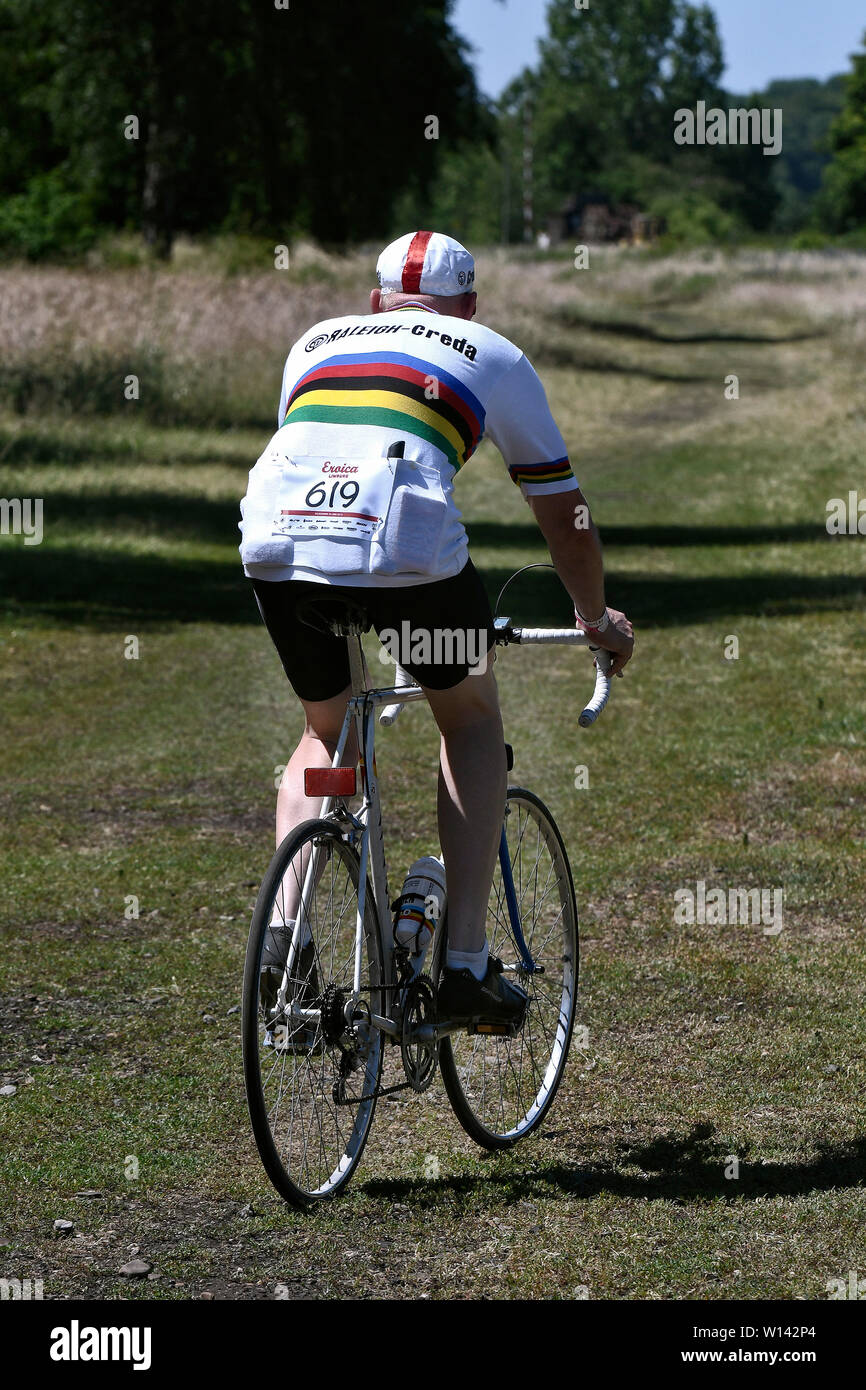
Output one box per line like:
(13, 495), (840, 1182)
(452, 0), (865, 97)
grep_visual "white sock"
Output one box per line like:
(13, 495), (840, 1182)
(269, 915), (313, 948)
(446, 942), (489, 981)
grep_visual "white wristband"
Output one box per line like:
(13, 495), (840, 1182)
(575, 607), (609, 634)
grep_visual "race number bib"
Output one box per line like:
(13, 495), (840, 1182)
(240, 447), (449, 578)
(272, 455), (395, 542)
(240, 451), (397, 574)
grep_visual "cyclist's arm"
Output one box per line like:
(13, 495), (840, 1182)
(527, 487), (605, 622)
(485, 353), (634, 675)
(527, 489), (633, 675)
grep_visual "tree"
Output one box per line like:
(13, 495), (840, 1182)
(756, 77), (846, 230)
(527, 0), (725, 224)
(819, 32), (866, 233)
(0, 0), (483, 257)
(253, 1), (483, 246)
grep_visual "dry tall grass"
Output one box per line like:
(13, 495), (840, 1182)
(1, 245), (865, 425)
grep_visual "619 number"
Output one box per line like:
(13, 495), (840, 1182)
(305, 481), (360, 508)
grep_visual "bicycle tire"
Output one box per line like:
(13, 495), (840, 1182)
(439, 787), (578, 1149)
(242, 818), (384, 1206)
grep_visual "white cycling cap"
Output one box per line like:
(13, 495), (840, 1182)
(376, 230), (476, 296)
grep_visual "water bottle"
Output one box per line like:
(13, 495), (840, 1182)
(394, 855), (447, 968)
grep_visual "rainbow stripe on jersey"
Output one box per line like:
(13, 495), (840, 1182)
(281, 351), (486, 472)
(507, 457), (574, 488)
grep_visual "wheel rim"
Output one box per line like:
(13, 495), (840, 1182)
(443, 792), (577, 1141)
(246, 828), (382, 1200)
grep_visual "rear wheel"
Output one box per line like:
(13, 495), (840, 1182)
(242, 818), (383, 1206)
(439, 788), (578, 1148)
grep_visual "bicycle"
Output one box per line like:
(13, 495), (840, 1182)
(241, 587), (613, 1207)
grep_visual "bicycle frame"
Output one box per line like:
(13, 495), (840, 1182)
(277, 619), (571, 1036)
(278, 628), (426, 1035)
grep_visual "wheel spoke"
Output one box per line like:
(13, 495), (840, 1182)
(243, 822), (383, 1204)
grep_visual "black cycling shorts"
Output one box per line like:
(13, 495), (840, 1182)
(250, 560), (496, 702)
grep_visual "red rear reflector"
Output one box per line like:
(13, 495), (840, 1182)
(304, 767), (356, 797)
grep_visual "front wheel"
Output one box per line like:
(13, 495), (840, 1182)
(439, 787), (578, 1149)
(242, 818), (384, 1206)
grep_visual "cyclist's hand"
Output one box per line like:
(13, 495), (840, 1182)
(580, 608), (634, 678)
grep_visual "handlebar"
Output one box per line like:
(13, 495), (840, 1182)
(379, 663), (414, 726)
(378, 622), (613, 728)
(500, 625), (612, 726)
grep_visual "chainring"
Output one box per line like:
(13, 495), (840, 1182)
(400, 974), (439, 1093)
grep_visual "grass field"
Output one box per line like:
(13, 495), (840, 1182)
(1, 245), (864, 1300)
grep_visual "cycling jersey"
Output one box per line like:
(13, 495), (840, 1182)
(240, 305), (579, 587)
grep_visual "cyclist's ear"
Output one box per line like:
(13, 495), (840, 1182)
(370, 288), (383, 314)
(465, 292), (477, 321)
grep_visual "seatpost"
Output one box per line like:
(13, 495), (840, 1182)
(347, 631), (367, 696)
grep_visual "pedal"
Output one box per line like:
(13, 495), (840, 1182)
(468, 1019), (521, 1038)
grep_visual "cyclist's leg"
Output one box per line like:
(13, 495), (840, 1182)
(248, 578), (360, 933)
(422, 666), (505, 954)
(276, 684), (355, 847)
(370, 559), (503, 956)
(249, 579), (365, 1043)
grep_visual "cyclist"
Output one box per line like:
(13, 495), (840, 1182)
(240, 230), (634, 1029)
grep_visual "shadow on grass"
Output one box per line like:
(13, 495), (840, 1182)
(3, 495), (838, 555)
(361, 1126), (866, 1207)
(0, 426), (263, 469)
(2, 539), (862, 630)
(548, 307), (827, 348)
(479, 563), (864, 628)
(8, 490), (246, 542)
(1, 546), (254, 627)
(468, 520), (834, 551)
(527, 342), (740, 382)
